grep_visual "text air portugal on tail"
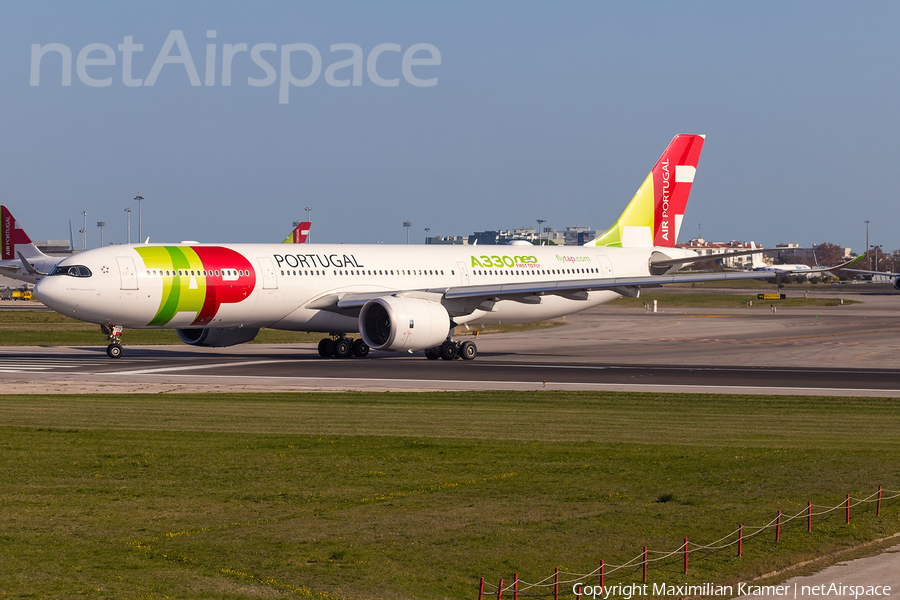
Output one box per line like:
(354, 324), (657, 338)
(35, 133), (779, 360)
(0, 205), (57, 283)
(586, 134), (704, 248)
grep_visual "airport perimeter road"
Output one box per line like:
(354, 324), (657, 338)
(0, 288), (898, 394)
(738, 543), (900, 600)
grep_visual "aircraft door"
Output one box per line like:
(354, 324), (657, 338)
(116, 256), (139, 290)
(257, 257), (278, 289)
(457, 262), (469, 285)
(595, 255), (614, 278)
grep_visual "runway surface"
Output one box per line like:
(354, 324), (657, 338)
(2, 287), (898, 395)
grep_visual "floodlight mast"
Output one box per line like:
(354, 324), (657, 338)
(403, 220), (412, 244)
(81, 211), (88, 250)
(304, 206), (312, 242)
(97, 221), (107, 247)
(135, 193), (144, 242)
(536, 219), (546, 245)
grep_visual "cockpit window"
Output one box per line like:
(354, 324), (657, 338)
(49, 265), (92, 277)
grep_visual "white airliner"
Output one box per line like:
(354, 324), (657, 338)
(748, 243), (813, 273)
(35, 134), (784, 360)
(839, 267), (900, 289)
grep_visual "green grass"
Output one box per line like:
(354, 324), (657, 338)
(1, 392), (898, 599)
(609, 293), (859, 308)
(0, 311), (562, 346)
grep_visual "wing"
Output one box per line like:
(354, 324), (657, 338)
(781, 254), (864, 274)
(310, 269), (775, 317)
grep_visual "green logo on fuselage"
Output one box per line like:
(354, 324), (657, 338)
(470, 255), (538, 268)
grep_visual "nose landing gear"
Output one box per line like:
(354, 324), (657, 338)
(101, 324), (125, 358)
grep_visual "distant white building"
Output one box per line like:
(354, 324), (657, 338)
(677, 239), (756, 268)
(425, 235), (469, 245)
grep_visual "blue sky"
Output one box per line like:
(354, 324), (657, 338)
(1, 2), (898, 251)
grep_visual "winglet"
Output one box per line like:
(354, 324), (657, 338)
(586, 134), (705, 248)
(17, 251), (47, 276)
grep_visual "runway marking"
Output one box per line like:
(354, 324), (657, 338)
(472, 362), (890, 377)
(849, 349), (896, 365)
(0, 359), (126, 373)
(77, 372), (900, 396)
(111, 359), (293, 375)
(652, 336), (865, 346)
(747, 329), (900, 343)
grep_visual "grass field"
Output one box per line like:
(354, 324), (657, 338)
(1, 392), (898, 599)
(0, 311), (562, 346)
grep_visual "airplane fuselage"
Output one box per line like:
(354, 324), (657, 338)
(35, 242), (692, 333)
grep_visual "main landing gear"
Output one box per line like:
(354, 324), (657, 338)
(424, 340), (477, 361)
(101, 324), (125, 358)
(317, 334), (369, 358)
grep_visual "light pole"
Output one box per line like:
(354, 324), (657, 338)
(81, 211), (88, 250)
(97, 221), (107, 247)
(124, 207), (132, 244)
(134, 193), (144, 243)
(424, 227), (431, 244)
(536, 219), (546, 245)
(864, 220), (871, 270)
(304, 206), (312, 242)
(403, 221), (412, 244)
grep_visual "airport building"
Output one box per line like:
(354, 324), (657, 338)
(677, 239), (757, 268)
(427, 225), (596, 246)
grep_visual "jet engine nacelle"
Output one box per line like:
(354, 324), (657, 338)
(359, 296), (450, 352)
(893, 277), (900, 291)
(176, 327), (260, 347)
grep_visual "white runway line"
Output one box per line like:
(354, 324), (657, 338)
(110, 359), (294, 375)
(76, 371), (900, 397)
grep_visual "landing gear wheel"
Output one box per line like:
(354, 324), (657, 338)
(439, 342), (457, 361)
(334, 338), (352, 358)
(106, 342), (124, 359)
(459, 341), (477, 360)
(317, 338), (335, 358)
(352, 339), (370, 358)
(424, 347), (440, 360)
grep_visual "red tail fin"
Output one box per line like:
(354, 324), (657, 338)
(290, 221), (311, 244)
(587, 134), (705, 248)
(1, 205), (35, 260)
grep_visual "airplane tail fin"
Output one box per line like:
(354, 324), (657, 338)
(282, 221), (311, 244)
(1, 205), (48, 260)
(585, 134), (705, 248)
(749, 242), (766, 269)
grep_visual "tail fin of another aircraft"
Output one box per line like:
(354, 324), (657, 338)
(749, 242), (767, 269)
(282, 221), (311, 244)
(585, 134), (705, 248)
(1, 205), (49, 260)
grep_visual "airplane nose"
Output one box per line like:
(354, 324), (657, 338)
(33, 276), (67, 311)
